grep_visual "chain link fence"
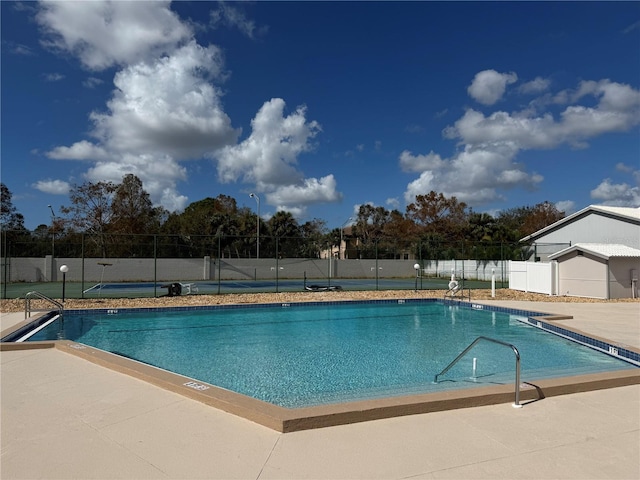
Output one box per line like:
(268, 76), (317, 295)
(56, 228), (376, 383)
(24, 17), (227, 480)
(1, 231), (551, 299)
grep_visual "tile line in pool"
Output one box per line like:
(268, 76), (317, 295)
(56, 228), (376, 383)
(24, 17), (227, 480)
(105, 310), (430, 334)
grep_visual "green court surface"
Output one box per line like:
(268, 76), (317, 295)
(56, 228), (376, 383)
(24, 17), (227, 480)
(1, 277), (497, 300)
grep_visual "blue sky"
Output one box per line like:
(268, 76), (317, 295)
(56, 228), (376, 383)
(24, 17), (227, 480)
(2, 1), (639, 231)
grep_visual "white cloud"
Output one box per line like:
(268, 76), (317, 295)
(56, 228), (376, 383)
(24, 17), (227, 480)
(84, 153), (189, 211)
(47, 140), (111, 161)
(399, 150), (445, 173)
(45, 41), (238, 212)
(210, 2), (267, 39)
(90, 41), (237, 160)
(36, 0), (192, 71)
(215, 98), (342, 215)
(32, 179), (70, 195)
(216, 99), (318, 185)
(37, 0), (330, 215)
(403, 143), (543, 205)
(448, 80), (640, 151)
(467, 69), (517, 105)
(404, 76), (640, 208)
(386, 197), (400, 210)
(518, 76), (551, 95)
(589, 162), (640, 207)
(615, 162), (634, 173)
(83, 77), (103, 89)
(555, 200), (576, 215)
(590, 179), (640, 207)
(444, 109), (560, 149)
(267, 175), (343, 216)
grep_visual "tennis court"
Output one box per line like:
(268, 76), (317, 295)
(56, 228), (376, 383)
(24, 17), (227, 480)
(2, 277), (493, 299)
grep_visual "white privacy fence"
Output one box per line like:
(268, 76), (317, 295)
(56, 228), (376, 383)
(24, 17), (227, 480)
(3, 256), (509, 283)
(509, 260), (557, 295)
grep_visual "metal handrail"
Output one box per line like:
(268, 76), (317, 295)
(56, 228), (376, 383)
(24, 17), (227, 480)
(443, 287), (471, 302)
(434, 336), (522, 407)
(24, 291), (63, 319)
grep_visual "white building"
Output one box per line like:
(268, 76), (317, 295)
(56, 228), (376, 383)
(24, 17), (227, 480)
(520, 205), (640, 262)
(512, 205), (640, 299)
(548, 243), (640, 300)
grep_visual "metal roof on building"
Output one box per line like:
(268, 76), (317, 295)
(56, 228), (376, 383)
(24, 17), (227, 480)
(549, 243), (640, 260)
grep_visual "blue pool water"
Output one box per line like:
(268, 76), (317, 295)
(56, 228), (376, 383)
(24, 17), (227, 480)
(28, 301), (636, 408)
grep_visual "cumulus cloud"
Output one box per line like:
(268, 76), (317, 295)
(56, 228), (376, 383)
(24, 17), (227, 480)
(267, 175), (342, 212)
(403, 71), (640, 208)
(84, 154), (189, 211)
(591, 179), (640, 206)
(36, 0), (192, 71)
(403, 143), (543, 205)
(467, 69), (517, 105)
(215, 98), (342, 216)
(32, 179), (70, 195)
(216, 99), (318, 185)
(47, 140), (111, 161)
(590, 163), (640, 207)
(45, 38), (238, 212)
(36, 0), (338, 217)
(399, 150), (445, 173)
(90, 41), (237, 159)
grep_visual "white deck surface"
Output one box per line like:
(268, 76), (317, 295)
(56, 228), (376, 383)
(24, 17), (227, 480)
(2, 300), (639, 479)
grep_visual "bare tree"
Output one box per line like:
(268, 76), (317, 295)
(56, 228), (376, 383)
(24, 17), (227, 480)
(61, 180), (117, 257)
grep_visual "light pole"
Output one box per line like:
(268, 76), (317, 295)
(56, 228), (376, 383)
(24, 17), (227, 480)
(48, 205), (56, 258)
(59, 264), (68, 303)
(249, 193), (260, 259)
(414, 263), (421, 292)
(491, 268), (496, 298)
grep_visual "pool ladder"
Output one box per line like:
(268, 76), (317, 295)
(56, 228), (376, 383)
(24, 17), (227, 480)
(434, 336), (522, 408)
(24, 291), (64, 319)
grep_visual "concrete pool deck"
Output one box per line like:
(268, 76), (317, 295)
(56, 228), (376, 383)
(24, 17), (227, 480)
(1, 300), (639, 479)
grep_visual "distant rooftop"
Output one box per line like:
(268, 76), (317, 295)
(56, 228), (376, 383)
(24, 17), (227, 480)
(521, 204), (640, 242)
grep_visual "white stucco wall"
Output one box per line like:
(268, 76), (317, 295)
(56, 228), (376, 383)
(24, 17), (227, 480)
(557, 251), (608, 299)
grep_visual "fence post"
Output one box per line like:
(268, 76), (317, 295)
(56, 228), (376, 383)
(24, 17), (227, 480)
(1, 232), (7, 299)
(153, 235), (157, 298)
(217, 235), (221, 295)
(327, 241), (332, 288)
(2, 232), (7, 299)
(81, 233), (85, 298)
(275, 237), (280, 293)
(375, 239), (379, 290)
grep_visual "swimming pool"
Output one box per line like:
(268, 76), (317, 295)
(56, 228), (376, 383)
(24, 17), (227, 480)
(21, 300), (637, 409)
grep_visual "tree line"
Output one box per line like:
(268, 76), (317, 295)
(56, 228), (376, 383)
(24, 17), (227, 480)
(1, 176), (564, 260)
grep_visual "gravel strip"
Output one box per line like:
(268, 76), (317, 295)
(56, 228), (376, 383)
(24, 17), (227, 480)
(3, 289), (637, 313)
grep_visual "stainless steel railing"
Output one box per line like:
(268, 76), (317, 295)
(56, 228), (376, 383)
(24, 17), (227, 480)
(24, 291), (63, 319)
(434, 336), (522, 407)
